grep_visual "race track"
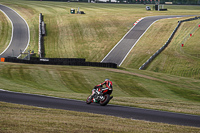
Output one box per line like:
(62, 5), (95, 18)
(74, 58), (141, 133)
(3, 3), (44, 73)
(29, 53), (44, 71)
(0, 4), (29, 58)
(1, 90), (200, 128)
(101, 15), (192, 66)
(0, 4), (199, 128)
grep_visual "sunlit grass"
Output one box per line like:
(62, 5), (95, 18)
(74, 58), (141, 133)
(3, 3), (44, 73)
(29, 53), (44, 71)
(0, 11), (12, 54)
(0, 62), (200, 115)
(121, 18), (180, 68)
(146, 19), (200, 79)
(1, 0), (200, 62)
(1, 102), (200, 133)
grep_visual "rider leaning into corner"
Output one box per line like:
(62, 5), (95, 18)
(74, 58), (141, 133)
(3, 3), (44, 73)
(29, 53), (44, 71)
(91, 79), (113, 102)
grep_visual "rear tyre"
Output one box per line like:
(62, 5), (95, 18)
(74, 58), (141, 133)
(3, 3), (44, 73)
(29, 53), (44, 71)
(86, 95), (92, 104)
(100, 94), (110, 106)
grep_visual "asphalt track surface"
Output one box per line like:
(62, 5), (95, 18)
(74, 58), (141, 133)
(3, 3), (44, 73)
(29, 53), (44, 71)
(0, 4), (29, 58)
(1, 5), (200, 128)
(1, 90), (200, 128)
(101, 15), (193, 66)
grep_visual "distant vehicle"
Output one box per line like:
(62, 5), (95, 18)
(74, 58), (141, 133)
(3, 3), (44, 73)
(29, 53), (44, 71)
(146, 6), (151, 11)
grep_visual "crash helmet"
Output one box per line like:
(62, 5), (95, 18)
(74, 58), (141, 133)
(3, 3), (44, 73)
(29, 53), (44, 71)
(105, 79), (110, 81)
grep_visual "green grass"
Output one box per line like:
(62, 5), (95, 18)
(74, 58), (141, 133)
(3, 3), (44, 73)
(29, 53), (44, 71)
(0, 11), (12, 54)
(1, 0), (200, 62)
(145, 19), (200, 78)
(122, 17), (200, 79)
(1, 102), (200, 133)
(1, 0), (198, 79)
(122, 18), (180, 68)
(0, 62), (200, 115)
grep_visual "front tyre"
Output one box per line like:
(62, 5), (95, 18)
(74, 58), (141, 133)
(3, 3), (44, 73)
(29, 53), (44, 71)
(86, 95), (92, 104)
(100, 94), (110, 106)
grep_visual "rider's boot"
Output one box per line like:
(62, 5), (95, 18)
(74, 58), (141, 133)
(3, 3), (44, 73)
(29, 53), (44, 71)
(93, 98), (98, 103)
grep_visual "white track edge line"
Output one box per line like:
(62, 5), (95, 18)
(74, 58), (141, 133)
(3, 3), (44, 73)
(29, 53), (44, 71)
(119, 19), (159, 66)
(0, 4), (30, 58)
(0, 5), (14, 56)
(101, 18), (144, 63)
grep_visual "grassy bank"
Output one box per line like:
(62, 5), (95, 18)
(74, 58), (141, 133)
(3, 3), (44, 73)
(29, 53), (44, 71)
(1, 0), (199, 78)
(0, 10), (12, 54)
(0, 62), (200, 115)
(1, 102), (200, 133)
(122, 18), (200, 79)
(122, 18), (181, 69)
(146, 19), (200, 78)
(0, 0), (200, 60)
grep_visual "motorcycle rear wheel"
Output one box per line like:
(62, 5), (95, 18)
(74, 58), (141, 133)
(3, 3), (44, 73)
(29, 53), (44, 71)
(100, 94), (110, 106)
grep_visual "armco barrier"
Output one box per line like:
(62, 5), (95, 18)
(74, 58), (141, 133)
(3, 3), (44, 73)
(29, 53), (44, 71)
(139, 16), (200, 70)
(4, 57), (117, 68)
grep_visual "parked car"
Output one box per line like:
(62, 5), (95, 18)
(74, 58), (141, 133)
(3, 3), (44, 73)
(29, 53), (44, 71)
(146, 6), (151, 11)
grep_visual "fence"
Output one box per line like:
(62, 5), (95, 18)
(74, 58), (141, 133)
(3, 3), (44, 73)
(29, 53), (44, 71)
(139, 16), (200, 70)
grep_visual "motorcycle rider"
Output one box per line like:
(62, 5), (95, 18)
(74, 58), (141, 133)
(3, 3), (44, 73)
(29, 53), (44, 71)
(94, 78), (113, 92)
(91, 79), (113, 102)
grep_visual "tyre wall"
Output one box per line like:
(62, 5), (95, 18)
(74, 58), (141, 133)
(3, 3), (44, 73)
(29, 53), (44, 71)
(2, 57), (117, 68)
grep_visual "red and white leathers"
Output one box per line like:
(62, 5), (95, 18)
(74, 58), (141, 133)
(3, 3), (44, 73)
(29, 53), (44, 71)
(94, 80), (113, 93)
(91, 79), (113, 102)
(97, 80), (112, 89)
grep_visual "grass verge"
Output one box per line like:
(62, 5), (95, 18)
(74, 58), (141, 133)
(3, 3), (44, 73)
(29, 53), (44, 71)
(0, 62), (200, 115)
(146, 19), (200, 79)
(1, 102), (200, 133)
(0, 10), (12, 54)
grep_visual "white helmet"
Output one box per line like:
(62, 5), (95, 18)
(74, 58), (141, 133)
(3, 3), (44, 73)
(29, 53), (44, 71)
(105, 79), (110, 81)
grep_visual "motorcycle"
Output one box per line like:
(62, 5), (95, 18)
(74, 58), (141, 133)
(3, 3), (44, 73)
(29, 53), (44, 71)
(86, 87), (113, 106)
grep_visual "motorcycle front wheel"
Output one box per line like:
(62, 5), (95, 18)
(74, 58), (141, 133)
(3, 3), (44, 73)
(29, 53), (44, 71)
(100, 94), (110, 106)
(86, 95), (92, 104)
